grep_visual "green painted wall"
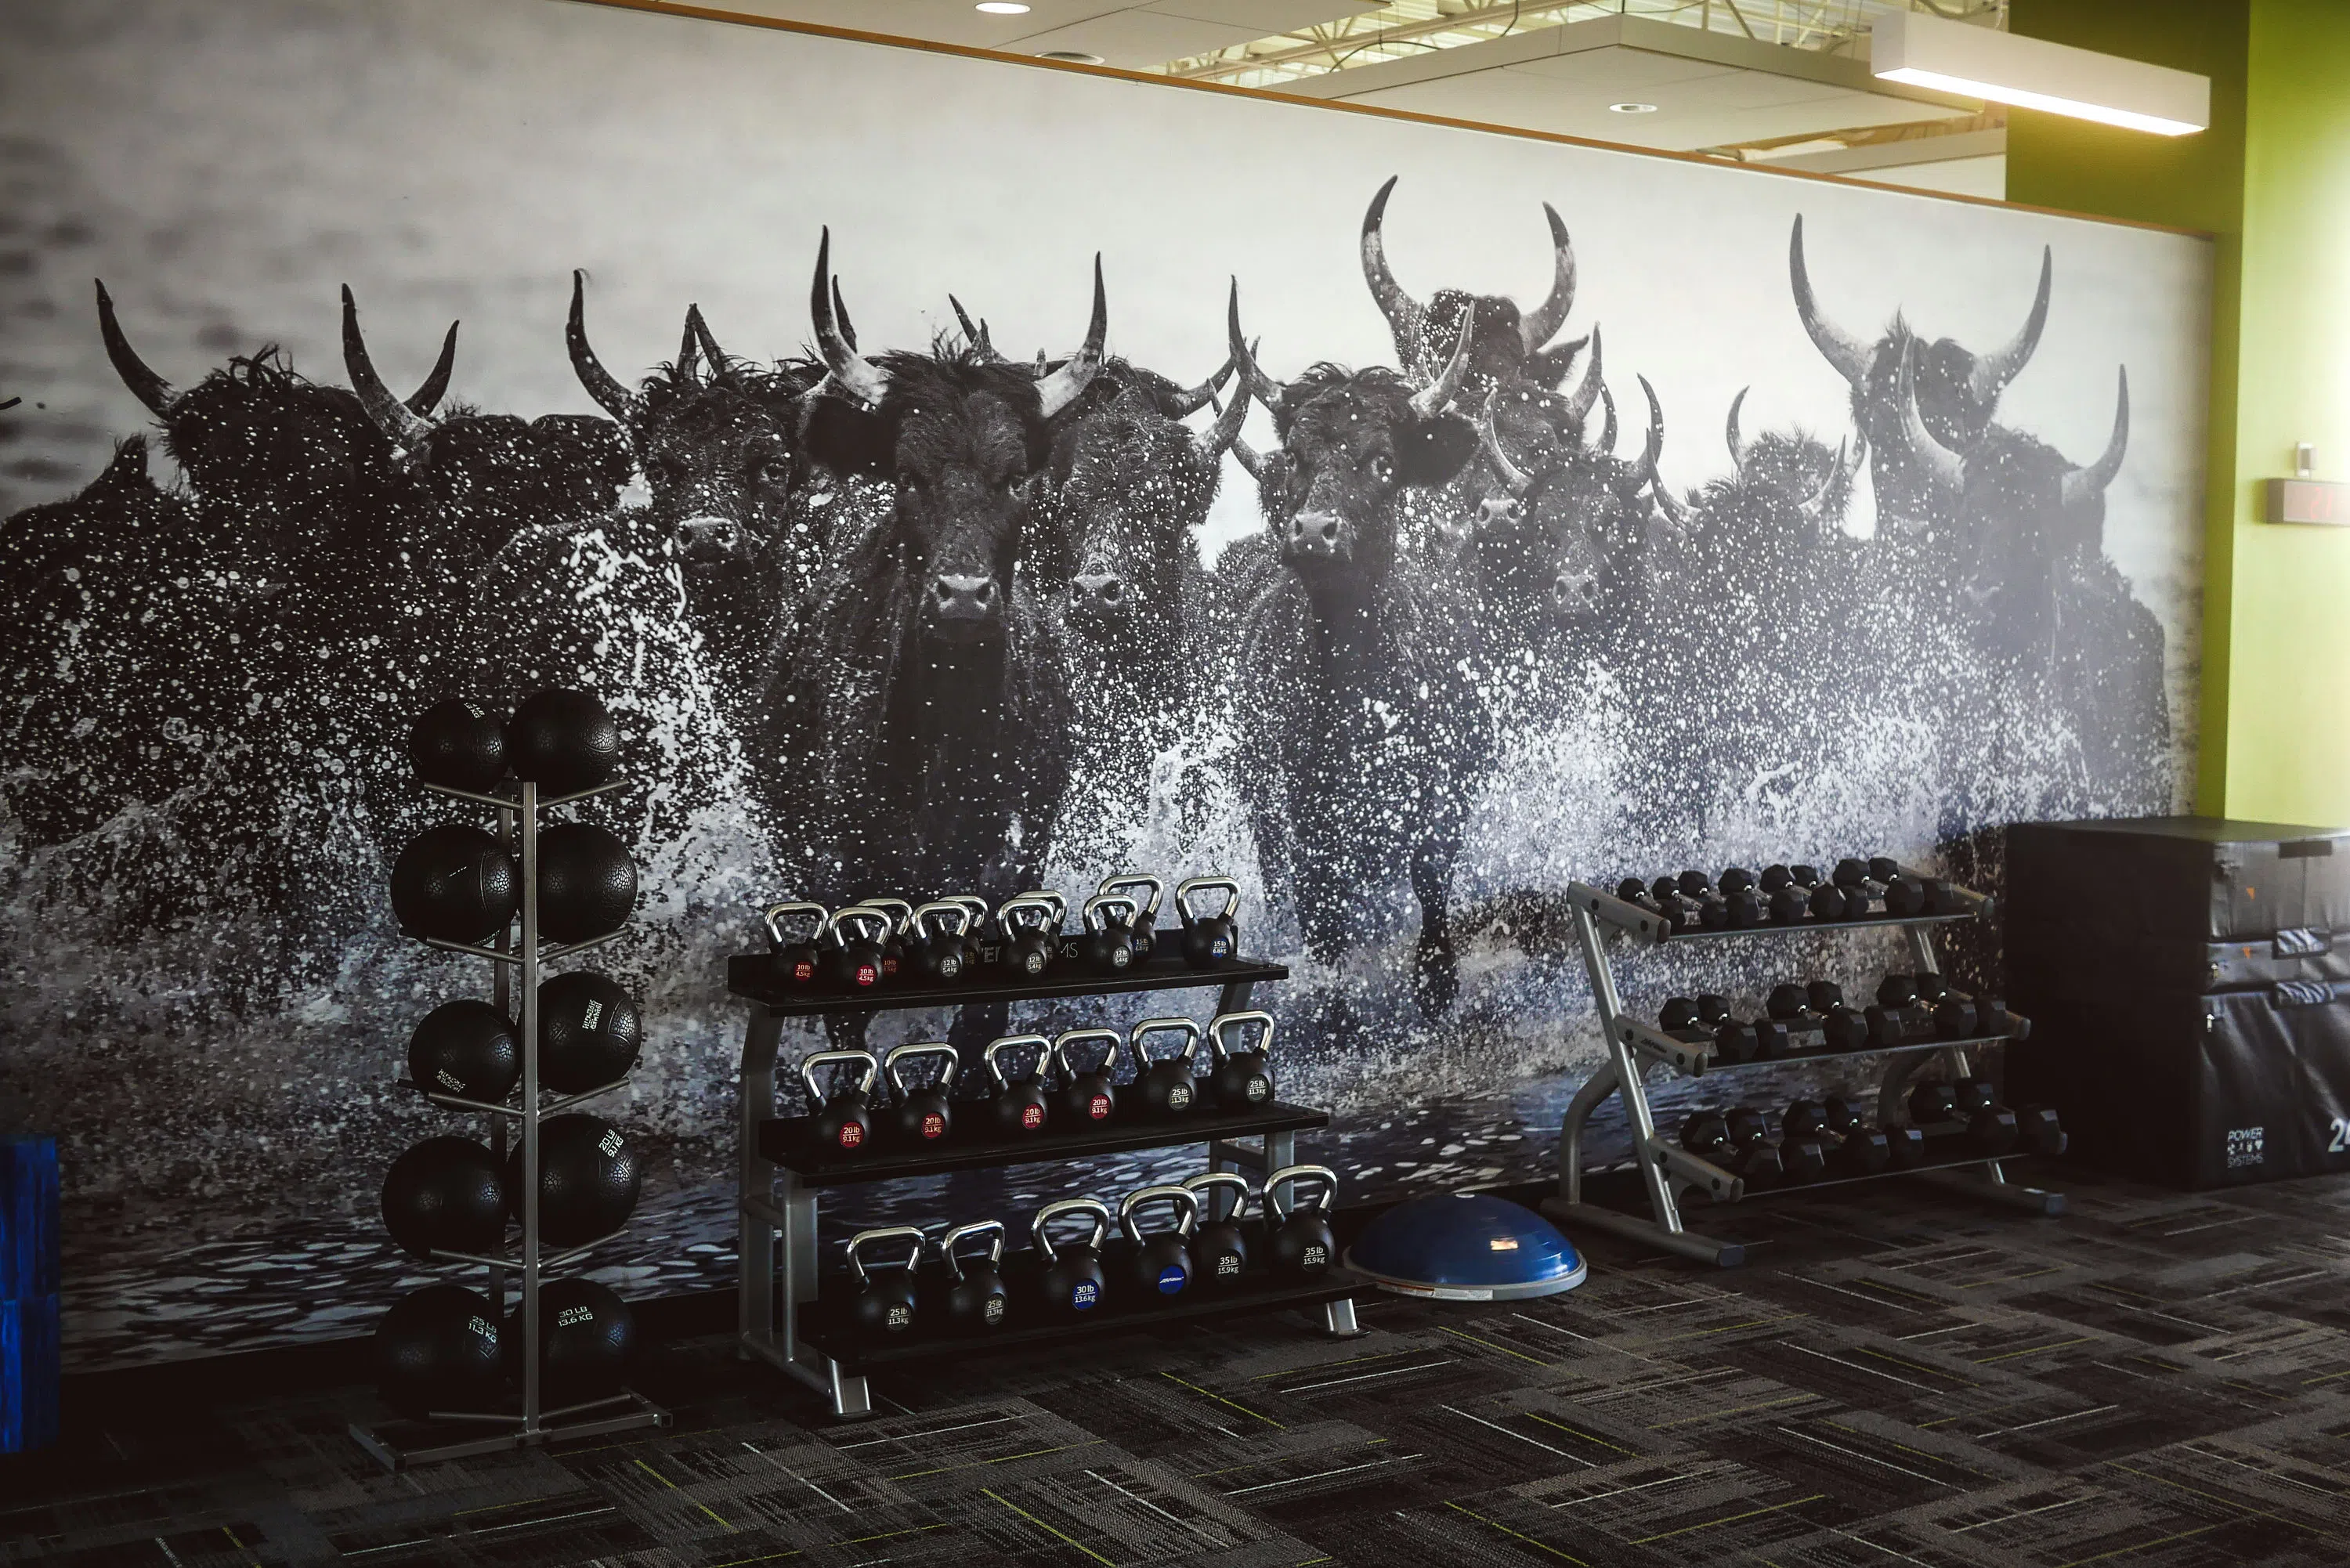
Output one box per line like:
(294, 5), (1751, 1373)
(2012, 0), (2350, 827)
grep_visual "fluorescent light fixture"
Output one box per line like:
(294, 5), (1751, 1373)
(1607, 102), (1657, 115)
(974, 2), (1030, 13)
(1873, 11), (2207, 136)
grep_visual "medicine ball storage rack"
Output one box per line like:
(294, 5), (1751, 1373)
(728, 942), (1361, 1420)
(350, 774), (669, 1470)
(1546, 871), (2065, 1269)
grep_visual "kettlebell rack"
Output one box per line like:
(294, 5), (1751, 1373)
(350, 776), (669, 1471)
(729, 941), (1362, 1420)
(1544, 872), (2066, 1270)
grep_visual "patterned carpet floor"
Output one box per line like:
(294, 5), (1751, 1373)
(9, 1160), (2350, 1566)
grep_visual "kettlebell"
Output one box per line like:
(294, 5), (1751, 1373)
(1182, 1172), (1254, 1288)
(762, 900), (830, 988)
(983, 1034), (1053, 1138)
(1264, 1164), (1339, 1277)
(862, 896), (915, 982)
(1097, 872), (1164, 964)
(824, 906), (891, 992)
(995, 893), (1061, 979)
(844, 1226), (926, 1341)
(905, 900), (974, 984)
(1130, 1017), (1202, 1119)
(1051, 1027), (1124, 1127)
(883, 1041), (958, 1146)
(1079, 894), (1138, 975)
(1032, 1198), (1112, 1317)
(935, 1219), (1009, 1333)
(945, 894), (993, 973)
(801, 1048), (880, 1155)
(1206, 1010), (1276, 1111)
(1119, 1185), (1200, 1299)
(1175, 876), (1241, 970)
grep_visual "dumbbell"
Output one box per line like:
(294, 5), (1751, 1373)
(1662, 873), (1730, 930)
(1820, 1095), (1890, 1175)
(1719, 1106), (1786, 1187)
(1835, 857), (1926, 918)
(1912, 974), (2011, 1039)
(1777, 1100), (1831, 1183)
(1759, 864), (1826, 925)
(1951, 1078), (2019, 1154)
(1619, 880), (1694, 936)
(1865, 975), (1933, 1046)
(1716, 867), (1762, 929)
(2014, 1104), (2067, 1158)
(1659, 995), (1731, 1034)
(1766, 982), (1867, 1054)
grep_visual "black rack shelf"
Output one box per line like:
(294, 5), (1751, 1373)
(1693, 1154), (2061, 1205)
(801, 1265), (1365, 1374)
(728, 944), (1287, 1014)
(1658, 912), (1976, 945)
(761, 1101), (1329, 1184)
(1646, 1029), (2025, 1078)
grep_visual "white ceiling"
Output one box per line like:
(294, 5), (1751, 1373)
(700, 0), (1383, 69)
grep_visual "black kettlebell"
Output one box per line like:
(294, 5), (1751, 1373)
(905, 900), (973, 984)
(1264, 1165), (1338, 1277)
(801, 1049), (879, 1155)
(1206, 1010), (1276, 1111)
(824, 906), (891, 992)
(862, 897), (914, 983)
(1182, 1172), (1254, 1288)
(1175, 876), (1241, 970)
(945, 894), (992, 973)
(1032, 1198), (1112, 1317)
(1130, 1017), (1202, 1119)
(844, 1227), (926, 1341)
(884, 1042), (958, 1146)
(995, 893), (1060, 978)
(1078, 894), (1138, 975)
(1051, 1027), (1124, 1127)
(983, 1034), (1053, 1138)
(763, 901), (830, 988)
(1097, 872), (1163, 964)
(1119, 1185), (1199, 1300)
(935, 1219), (1009, 1333)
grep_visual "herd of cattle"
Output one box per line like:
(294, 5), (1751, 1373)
(2, 179), (2167, 1013)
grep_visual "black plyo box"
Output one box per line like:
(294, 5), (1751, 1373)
(2006, 816), (2350, 945)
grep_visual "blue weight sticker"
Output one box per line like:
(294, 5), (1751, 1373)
(1155, 1266), (1187, 1295)
(1070, 1281), (1098, 1310)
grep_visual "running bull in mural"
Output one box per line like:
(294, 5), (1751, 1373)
(3, 184), (2167, 1021)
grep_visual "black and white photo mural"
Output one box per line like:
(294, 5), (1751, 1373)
(0, 0), (2207, 1367)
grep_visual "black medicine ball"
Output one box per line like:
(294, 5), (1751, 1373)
(538, 971), (642, 1093)
(381, 1136), (510, 1258)
(407, 999), (521, 1102)
(536, 822), (636, 943)
(505, 688), (621, 796)
(512, 1114), (641, 1248)
(506, 1277), (636, 1404)
(391, 823), (519, 944)
(374, 1284), (504, 1419)
(408, 698), (508, 792)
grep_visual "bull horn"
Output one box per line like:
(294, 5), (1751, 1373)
(678, 306), (707, 385)
(1231, 434), (1271, 485)
(1035, 254), (1108, 419)
(1560, 323), (1603, 430)
(1360, 175), (1428, 370)
(689, 306), (726, 374)
(2059, 367), (2129, 511)
(1790, 215), (1874, 392)
(1163, 356), (1233, 419)
(1227, 279), (1288, 420)
(1517, 202), (1577, 354)
(94, 280), (178, 416)
(340, 285), (437, 452)
(811, 227), (891, 410)
(1593, 383), (1618, 455)
(1798, 438), (1850, 523)
(948, 294), (998, 360)
(407, 320), (460, 415)
(1725, 386), (1749, 474)
(567, 270), (645, 422)
(1896, 338), (1967, 500)
(1195, 385), (1249, 463)
(831, 278), (859, 352)
(1970, 245), (2052, 407)
(1478, 398), (1534, 499)
(1615, 373), (1667, 505)
(1408, 313), (1473, 419)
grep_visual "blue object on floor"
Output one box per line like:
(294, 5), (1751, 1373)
(1345, 1191), (1586, 1301)
(2, 1134), (60, 1452)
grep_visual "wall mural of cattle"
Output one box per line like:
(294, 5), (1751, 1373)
(0, 0), (2207, 1367)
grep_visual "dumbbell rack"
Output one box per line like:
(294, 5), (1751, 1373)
(1544, 873), (2065, 1269)
(349, 776), (670, 1470)
(728, 942), (1362, 1419)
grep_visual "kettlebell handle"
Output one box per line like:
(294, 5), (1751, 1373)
(939, 1219), (1006, 1281)
(761, 900), (830, 949)
(844, 1224), (926, 1284)
(828, 905), (892, 947)
(1098, 871), (1164, 920)
(1032, 1197), (1112, 1259)
(1183, 1171), (1256, 1219)
(800, 1048), (880, 1104)
(1051, 1028), (1124, 1083)
(1174, 876), (1240, 924)
(996, 893), (1059, 938)
(1119, 1184), (1200, 1243)
(1130, 1016), (1202, 1067)
(945, 893), (992, 930)
(1264, 1164), (1338, 1223)
(983, 1033), (1052, 1091)
(883, 1041), (958, 1097)
(861, 896), (914, 934)
(1083, 893), (1137, 934)
(913, 899), (973, 938)
(1208, 1010), (1274, 1064)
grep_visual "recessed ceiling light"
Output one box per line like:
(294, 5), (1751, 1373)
(1608, 102), (1658, 114)
(975, 2), (1030, 13)
(1041, 49), (1104, 64)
